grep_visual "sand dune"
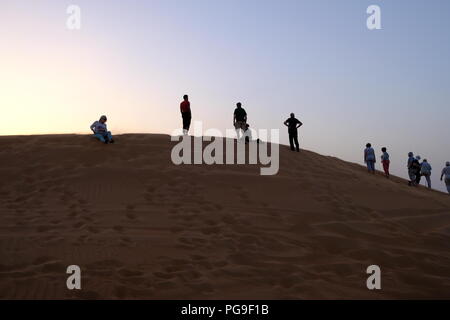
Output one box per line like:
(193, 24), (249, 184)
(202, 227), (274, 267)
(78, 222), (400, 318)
(1, 134), (450, 299)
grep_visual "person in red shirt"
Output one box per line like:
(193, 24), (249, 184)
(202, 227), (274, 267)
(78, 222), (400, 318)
(180, 95), (191, 135)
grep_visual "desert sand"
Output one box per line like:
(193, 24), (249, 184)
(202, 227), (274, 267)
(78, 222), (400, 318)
(1, 134), (450, 299)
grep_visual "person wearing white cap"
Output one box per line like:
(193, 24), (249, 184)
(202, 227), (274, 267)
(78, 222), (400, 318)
(90, 115), (114, 144)
(420, 159), (432, 189)
(440, 162), (450, 194)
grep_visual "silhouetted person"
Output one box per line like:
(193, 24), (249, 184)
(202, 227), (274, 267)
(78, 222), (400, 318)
(180, 95), (191, 135)
(441, 162), (450, 194)
(233, 102), (247, 139)
(381, 147), (390, 178)
(421, 159), (432, 189)
(414, 155), (422, 185)
(284, 113), (302, 152)
(90, 115), (114, 144)
(364, 143), (376, 173)
(407, 152), (416, 186)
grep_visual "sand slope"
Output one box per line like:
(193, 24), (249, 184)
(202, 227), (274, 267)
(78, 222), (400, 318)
(1, 134), (450, 299)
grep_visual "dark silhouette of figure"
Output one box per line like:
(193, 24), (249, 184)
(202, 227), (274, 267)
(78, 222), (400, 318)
(233, 102), (247, 139)
(180, 95), (191, 135)
(364, 143), (376, 173)
(381, 147), (390, 178)
(407, 152), (416, 186)
(414, 155), (422, 186)
(284, 113), (302, 152)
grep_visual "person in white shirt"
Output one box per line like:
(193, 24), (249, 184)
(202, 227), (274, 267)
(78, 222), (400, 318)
(364, 143), (376, 173)
(420, 159), (432, 189)
(440, 162), (450, 194)
(90, 115), (114, 144)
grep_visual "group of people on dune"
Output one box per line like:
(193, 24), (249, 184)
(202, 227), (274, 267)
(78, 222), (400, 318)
(180, 95), (303, 152)
(364, 144), (450, 193)
(88, 95), (449, 194)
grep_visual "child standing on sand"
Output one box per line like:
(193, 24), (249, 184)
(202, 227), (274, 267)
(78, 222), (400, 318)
(381, 147), (390, 178)
(364, 143), (376, 174)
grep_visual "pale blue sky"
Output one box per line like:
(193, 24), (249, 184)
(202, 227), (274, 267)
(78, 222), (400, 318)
(1, 0), (449, 191)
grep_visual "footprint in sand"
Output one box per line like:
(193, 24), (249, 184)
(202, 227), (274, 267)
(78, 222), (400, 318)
(170, 226), (184, 233)
(82, 215), (94, 222)
(68, 210), (79, 218)
(88, 226), (100, 234)
(113, 225), (125, 232)
(69, 203), (78, 210)
(118, 268), (144, 277)
(33, 256), (56, 265)
(144, 193), (154, 202)
(36, 225), (51, 233)
(153, 271), (175, 280)
(113, 286), (128, 299)
(72, 222), (85, 229)
(204, 219), (218, 226)
(77, 198), (87, 205)
(126, 212), (137, 220)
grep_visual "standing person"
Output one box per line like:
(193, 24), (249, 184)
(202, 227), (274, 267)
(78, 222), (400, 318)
(381, 147), (390, 178)
(233, 102), (247, 139)
(90, 115), (114, 144)
(414, 155), (422, 186)
(407, 152), (416, 186)
(421, 159), (432, 189)
(364, 143), (376, 174)
(440, 162), (450, 194)
(180, 95), (192, 135)
(283, 113), (303, 152)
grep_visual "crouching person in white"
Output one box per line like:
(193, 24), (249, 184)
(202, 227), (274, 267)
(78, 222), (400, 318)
(90, 115), (114, 144)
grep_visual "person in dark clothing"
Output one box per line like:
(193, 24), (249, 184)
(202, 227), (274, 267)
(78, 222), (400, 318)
(283, 113), (303, 152)
(407, 152), (416, 186)
(413, 155), (422, 186)
(180, 95), (191, 135)
(233, 102), (247, 139)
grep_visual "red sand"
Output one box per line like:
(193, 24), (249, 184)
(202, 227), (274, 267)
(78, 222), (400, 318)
(1, 134), (450, 299)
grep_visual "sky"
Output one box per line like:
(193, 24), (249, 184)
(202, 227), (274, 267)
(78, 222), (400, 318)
(1, 0), (449, 192)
